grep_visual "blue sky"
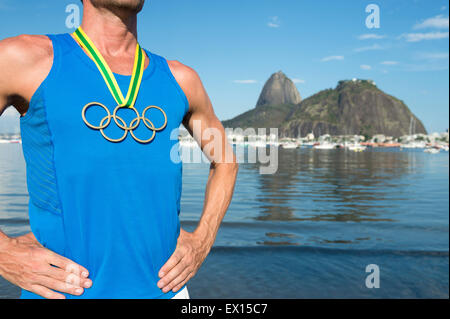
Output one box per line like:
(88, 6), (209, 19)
(0, 0), (448, 133)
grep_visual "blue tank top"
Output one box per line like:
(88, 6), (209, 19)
(19, 33), (188, 299)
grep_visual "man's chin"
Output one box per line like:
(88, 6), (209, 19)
(90, 0), (145, 13)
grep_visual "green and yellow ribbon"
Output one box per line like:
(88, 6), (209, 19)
(73, 27), (145, 108)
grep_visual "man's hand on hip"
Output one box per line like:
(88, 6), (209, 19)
(0, 232), (92, 299)
(158, 228), (212, 293)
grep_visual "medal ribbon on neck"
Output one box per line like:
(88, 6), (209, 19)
(74, 27), (167, 144)
(73, 27), (144, 108)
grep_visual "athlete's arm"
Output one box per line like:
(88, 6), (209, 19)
(158, 61), (239, 293)
(0, 35), (92, 299)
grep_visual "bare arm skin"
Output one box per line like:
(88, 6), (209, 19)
(157, 61), (239, 293)
(0, 35), (92, 299)
(0, 35), (52, 116)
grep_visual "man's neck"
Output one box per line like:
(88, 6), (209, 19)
(80, 4), (138, 57)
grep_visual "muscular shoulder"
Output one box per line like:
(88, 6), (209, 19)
(167, 60), (200, 87)
(167, 60), (207, 112)
(0, 35), (53, 100)
(0, 35), (52, 71)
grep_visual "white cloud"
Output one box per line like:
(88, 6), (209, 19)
(401, 31), (449, 42)
(354, 44), (384, 52)
(321, 55), (344, 62)
(292, 78), (305, 84)
(380, 61), (398, 65)
(233, 80), (258, 84)
(267, 16), (280, 28)
(415, 52), (449, 59)
(401, 63), (449, 72)
(358, 33), (386, 40)
(360, 64), (372, 70)
(414, 15), (449, 29)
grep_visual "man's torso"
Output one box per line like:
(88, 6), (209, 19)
(18, 33), (189, 299)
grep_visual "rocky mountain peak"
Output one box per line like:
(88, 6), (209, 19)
(256, 71), (302, 107)
(223, 76), (427, 138)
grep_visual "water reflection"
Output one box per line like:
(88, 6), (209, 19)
(0, 144), (448, 298)
(250, 148), (420, 224)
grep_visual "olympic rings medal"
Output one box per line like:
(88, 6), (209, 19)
(113, 105), (141, 130)
(129, 117), (156, 144)
(142, 106), (168, 131)
(99, 115), (128, 143)
(82, 102), (111, 130)
(81, 101), (168, 144)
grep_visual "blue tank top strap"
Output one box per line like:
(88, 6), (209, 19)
(146, 50), (189, 114)
(45, 34), (63, 58)
(47, 33), (74, 52)
(44, 34), (68, 81)
(146, 51), (166, 69)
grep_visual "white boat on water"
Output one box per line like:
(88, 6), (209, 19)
(281, 142), (298, 149)
(313, 142), (337, 150)
(424, 148), (440, 154)
(303, 142), (315, 146)
(401, 141), (426, 149)
(348, 143), (367, 152)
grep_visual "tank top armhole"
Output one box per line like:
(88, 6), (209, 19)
(20, 34), (62, 123)
(148, 51), (190, 117)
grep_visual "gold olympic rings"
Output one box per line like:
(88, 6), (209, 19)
(81, 102), (168, 144)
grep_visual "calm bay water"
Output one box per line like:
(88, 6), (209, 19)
(0, 143), (448, 298)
